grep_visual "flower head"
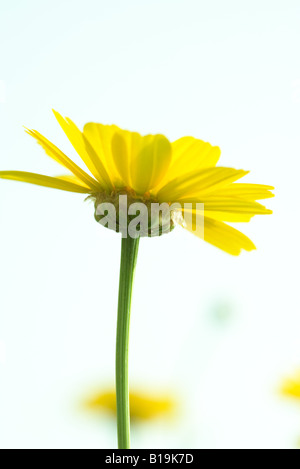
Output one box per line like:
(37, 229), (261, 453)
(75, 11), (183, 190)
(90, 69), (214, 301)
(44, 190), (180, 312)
(0, 110), (274, 254)
(281, 371), (300, 399)
(85, 388), (175, 422)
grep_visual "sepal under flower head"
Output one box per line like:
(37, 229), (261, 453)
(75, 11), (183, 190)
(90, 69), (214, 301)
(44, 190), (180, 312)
(92, 189), (184, 238)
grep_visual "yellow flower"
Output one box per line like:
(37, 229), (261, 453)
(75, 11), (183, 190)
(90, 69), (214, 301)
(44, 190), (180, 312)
(85, 389), (175, 422)
(0, 110), (274, 255)
(281, 371), (300, 399)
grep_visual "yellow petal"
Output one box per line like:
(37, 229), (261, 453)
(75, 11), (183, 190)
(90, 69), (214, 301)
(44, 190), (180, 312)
(130, 134), (172, 194)
(111, 129), (140, 187)
(204, 211), (254, 223)
(57, 174), (92, 189)
(203, 199), (272, 214)
(180, 198), (272, 215)
(156, 167), (249, 202)
(84, 124), (158, 191)
(207, 183), (275, 200)
(184, 215), (256, 255)
(25, 128), (101, 192)
(0, 171), (91, 193)
(181, 208), (254, 223)
(168, 136), (220, 179)
(83, 123), (125, 187)
(53, 110), (113, 190)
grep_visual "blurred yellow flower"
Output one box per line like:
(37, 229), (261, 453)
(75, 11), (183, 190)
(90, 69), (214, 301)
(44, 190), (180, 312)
(85, 389), (175, 422)
(281, 371), (300, 399)
(0, 110), (273, 255)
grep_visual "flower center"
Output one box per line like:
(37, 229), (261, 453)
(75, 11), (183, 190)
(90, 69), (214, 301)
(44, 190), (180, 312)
(91, 188), (183, 238)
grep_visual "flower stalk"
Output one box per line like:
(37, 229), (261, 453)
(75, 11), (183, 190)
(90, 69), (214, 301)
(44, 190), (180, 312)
(116, 236), (140, 449)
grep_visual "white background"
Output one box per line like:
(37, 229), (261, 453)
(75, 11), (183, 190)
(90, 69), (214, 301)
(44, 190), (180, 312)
(0, 0), (299, 449)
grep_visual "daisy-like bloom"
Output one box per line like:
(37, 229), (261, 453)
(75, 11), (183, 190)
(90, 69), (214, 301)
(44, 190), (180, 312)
(85, 388), (175, 422)
(281, 371), (300, 399)
(0, 110), (273, 255)
(281, 371), (300, 447)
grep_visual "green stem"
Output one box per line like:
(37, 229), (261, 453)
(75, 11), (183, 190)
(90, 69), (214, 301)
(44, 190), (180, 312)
(116, 236), (140, 449)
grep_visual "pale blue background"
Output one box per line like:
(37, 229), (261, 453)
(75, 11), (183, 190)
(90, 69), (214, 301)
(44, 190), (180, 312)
(0, 0), (299, 449)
